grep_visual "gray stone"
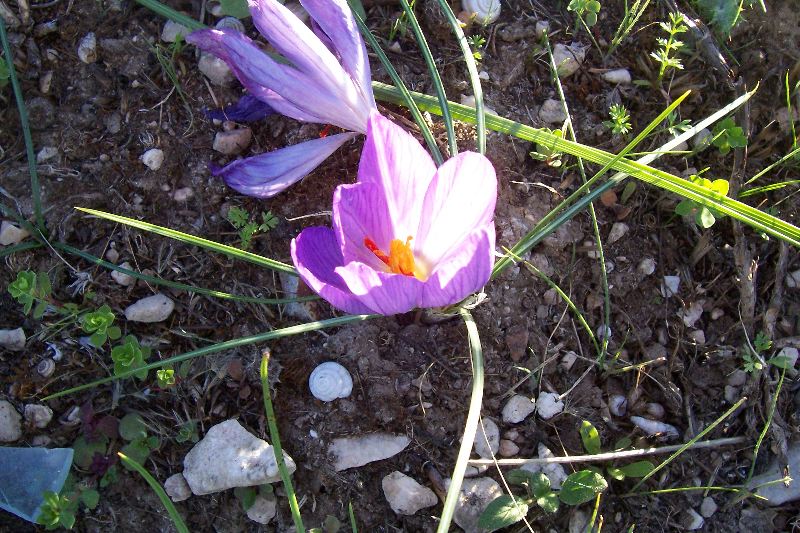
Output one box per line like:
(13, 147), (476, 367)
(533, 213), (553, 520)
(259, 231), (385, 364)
(124, 294), (174, 323)
(164, 473), (191, 502)
(183, 419), (296, 495)
(521, 444), (568, 489)
(199, 52), (235, 86)
(750, 443), (800, 505)
(473, 418), (499, 459)
(681, 509), (704, 530)
(213, 128), (252, 155)
(111, 262), (136, 287)
(246, 495), (277, 524)
(23, 404), (53, 429)
(36, 146), (59, 163)
(449, 477), (503, 532)
(140, 148), (164, 171)
(0, 401), (22, 442)
(77, 32), (97, 64)
(700, 496), (717, 518)
(607, 222), (629, 244)
(0, 328), (26, 351)
(329, 433), (410, 471)
(502, 395), (536, 424)
(536, 392), (564, 419)
(382, 471), (438, 515)
(161, 20), (191, 43)
(602, 68), (632, 84)
(552, 43), (585, 78)
(0, 222), (31, 246)
(539, 99), (567, 124)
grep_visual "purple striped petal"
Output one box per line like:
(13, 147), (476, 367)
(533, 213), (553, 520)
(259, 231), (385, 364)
(357, 112), (437, 238)
(301, 0), (375, 108)
(335, 261), (424, 315)
(206, 94), (274, 122)
(211, 132), (356, 198)
(332, 182), (393, 269)
(420, 225), (495, 308)
(416, 151), (497, 267)
(291, 227), (375, 314)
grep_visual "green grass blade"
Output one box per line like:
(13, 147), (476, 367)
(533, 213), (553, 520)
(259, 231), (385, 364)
(348, 501), (358, 532)
(747, 368), (785, 482)
(742, 146), (800, 188)
(434, 0), (485, 154)
(54, 242), (317, 305)
(740, 179), (800, 198)
(134, 0), (204, 30)
(348, 2), (444, 165)
(399, 0), (457, 157)
(76, 207), (296, 275)
(43, 314), (375, 400)
(0, 18), (44, 234)
(437, 308), (484, 533)
(260, 352), (305, 532)
(0, 241), (42, 258)
(117, 452), (189, 533)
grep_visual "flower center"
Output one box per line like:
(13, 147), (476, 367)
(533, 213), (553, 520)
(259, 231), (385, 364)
(364, 236), (425, 280)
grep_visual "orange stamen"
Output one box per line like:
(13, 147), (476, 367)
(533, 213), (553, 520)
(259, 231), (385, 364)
(319, 124), (332, 138)
(364, 236), (423, 279)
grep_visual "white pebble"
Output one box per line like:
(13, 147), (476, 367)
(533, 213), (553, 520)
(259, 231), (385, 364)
(308, 362), (353, 402)
(776, 347), (799, 368)
(498, 439), (519, 457)
(710, 308), (724, 320)
(77, 32), (97, 64)
(502, 394), (536, 424)
(473, 418), (500, 459)
(0, 401), (22, 442)
(172, 187), (194, 202)
(161, 20), (190, 43)
(608, 394), (627, 416)
(382, 471), (438, 515)
(552, 43), (586, 78)
(36, 146), (59, 163)
(213, 128), (253, 155)
(0, 221), (31, 246)
(630, 416), (679, 439)
(560, 351), (578, 371)
(602, 68), (632, 84)
(536, 392), (564, 419)
(607, 222), (629, 244)
(689, 330), (706, 345)
(246, 495), (277, 524)
(459, 94), (498, 116)
(682, 509), (704, 530)
(199, 52), (235, 86)
(0, 328), (26, 351)
(539, 98), (567, 124)
(330, 433), (410, 471)
(700, 496), (717, 518)
(661, 275), (680, 298)
(111, 262), (136, 287)
(23, 404), (53, 428)
(645, 403), (665, 419)
(124, 293), (175, 322)
(140, 148), (164, 171)
(165, 473), (191, 502)
(637, 257), (656, 276)
(786, 269), (800, 289)
(679, 300), (704, 328)
(692, 128), (713, 151)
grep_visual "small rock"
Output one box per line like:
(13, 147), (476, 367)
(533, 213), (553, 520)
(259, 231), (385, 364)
(569, 509), (590, 533)
(521, 444), (568, 489)
(498, 439), (519, 457)
(505, 326), (529, 362)
(388, 41), (402, 53)
(0, 401), (22, 442)
(449, 477), (503, 533)
(539, 98), (567, 124)
(724, 385), (739, 404)
(0, 221), (31, 246)
(39, 70), (53, 93)
(459, 94), (498, 116)
(711, 308), (724, 320)
(173, 187), (193, 202)
(750, 443), (800, 505)
(246, 495), (277, 524)
(607, 222), (629, 244)
(786, 269), (800, 288)
(23, 404), (53, 428)
(692, 128), (713, 151)
(630, 416), (679, 439)
(473, 418), (500, 459)
(183, 419), (296, 495)
(560, 351), (578, 371)
(124, 294), (175, 323)
(111, 262), (136, 287)
(645, 403), (665, 419)
(727, 369), (747, 387)
(140, 148), (165, 171)
(330, 433), (410, 471)
(279, 272), (315, 321)
(536, 392), (564, 419)
(602, 68), (632, 84)
(681, 509), (704, 530)
(662, 275), (680, 297)
(213, 128), (253, 155)
(543, 288), (559, 306)
(679, 301), (704, 328)
(105, 112), (122, 134)
(105, 248), (120, 263)
(776, 347), (798, 368)
(552, 42), (585, 78)
(689, 330), (705, 345)
(609, 394), (627, 416)
(535, 20), (550, 38)
(597, 325), (612, 341)
(77, 32), (97, 63)
(502, 395), (536, 424)
(700, 496), (717, 518)
(638, 257), (656, 276)
(164, 473), (191, 502)
(382, 471), (438, 515)
(0, 328), (26, 351)
(161, 20), (190, 43)
(199, 52), (235, 86)
(36, 146), (59, 163)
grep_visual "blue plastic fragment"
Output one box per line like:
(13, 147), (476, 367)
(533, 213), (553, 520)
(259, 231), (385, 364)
(0, 447), (74, 523)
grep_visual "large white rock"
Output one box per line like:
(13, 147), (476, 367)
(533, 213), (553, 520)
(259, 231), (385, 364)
(382, 471), (438, 515)
(0, 327), (26, 351)
(536, 392), (564, 419)
(164, 473), (191, 502)
(449, 477), (503, 532)
(124, 294), (175, 322)
(329, 433), (410, 471)
(0, 221), (31, 246)
(473, 418), (500, 459)
(182, 419), (296, 495)
(750, 443), (800, 505)
(246, 495), (277, 524)
(502, 394), (536, 423)
(0, 400), (22, 442)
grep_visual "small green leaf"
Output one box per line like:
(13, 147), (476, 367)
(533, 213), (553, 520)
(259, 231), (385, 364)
(89, 331), (107, 347)
(697, 207), (716, 228)
(617, 460), (656, 478)
(767, 355), (792, 370)
(323, 514), (342, 533)
(119, 413), (148, 441)
(607, 466), (626, 480)
(477, 495), (529, 532)
(506, 469), (538, 487)
(536, 492), (560, 514)
(580, 420), (601, 455)
(234, 486), (257, 510)
(60, 509), (76, 530)
(33, 300), (48, 320)
(37, 272), (52, 296)
(613, 437), (632, 451)
(220, 0), (250, 18)
(72, 435), (108, 469)
(675, 199), (697, 216)
(107, 326), (122, 340)
(529, 472), (551, 498)
(80, 489), (100, 510)
(559, 470), (608, 505)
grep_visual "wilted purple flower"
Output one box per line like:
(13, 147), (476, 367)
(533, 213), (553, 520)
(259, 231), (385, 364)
(187, 0), (376, 198)
(291, 112), (497, 315)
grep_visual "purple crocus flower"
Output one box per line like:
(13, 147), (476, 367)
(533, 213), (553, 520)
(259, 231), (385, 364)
(187, 0), (376, 198)
(291, 112), (497, 315)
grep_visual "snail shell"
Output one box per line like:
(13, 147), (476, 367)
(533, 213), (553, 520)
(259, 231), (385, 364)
(215, 16), (246, 33)
(461, 0), (501, 25)
(37, 358), (56, 378)
(309, 362), (353, 402)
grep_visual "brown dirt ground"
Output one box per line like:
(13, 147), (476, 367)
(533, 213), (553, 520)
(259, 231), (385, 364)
(1, 0), (800, 531)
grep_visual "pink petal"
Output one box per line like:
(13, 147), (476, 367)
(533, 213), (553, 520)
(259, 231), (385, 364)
(301, 0), (375, 108)
(212, 133), (356, 198)
(357, 112), (437, 238)
(332, 182), (393, 270)
(416, 151), (497, 267)
(335, 261), (424, 315)
(420, 224), (495, 308)
(291, 227), (375, 315)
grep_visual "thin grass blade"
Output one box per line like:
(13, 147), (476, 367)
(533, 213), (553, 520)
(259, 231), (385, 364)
(117, 452), (189, 533)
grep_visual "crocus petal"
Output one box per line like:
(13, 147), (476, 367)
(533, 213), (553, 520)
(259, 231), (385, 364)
(291, 227), (375, 315)
(420, 225), (495, 308)
(332, 182), (394, 269)
(416, 151), (497, 266)
(335, 261), (424, 315)
(205, 94), (274, 122)
(212, 133), (356, 198)
(300, 0), (375, 108)
(248, 0), (371, 130)
(357, 112), (437, 238)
